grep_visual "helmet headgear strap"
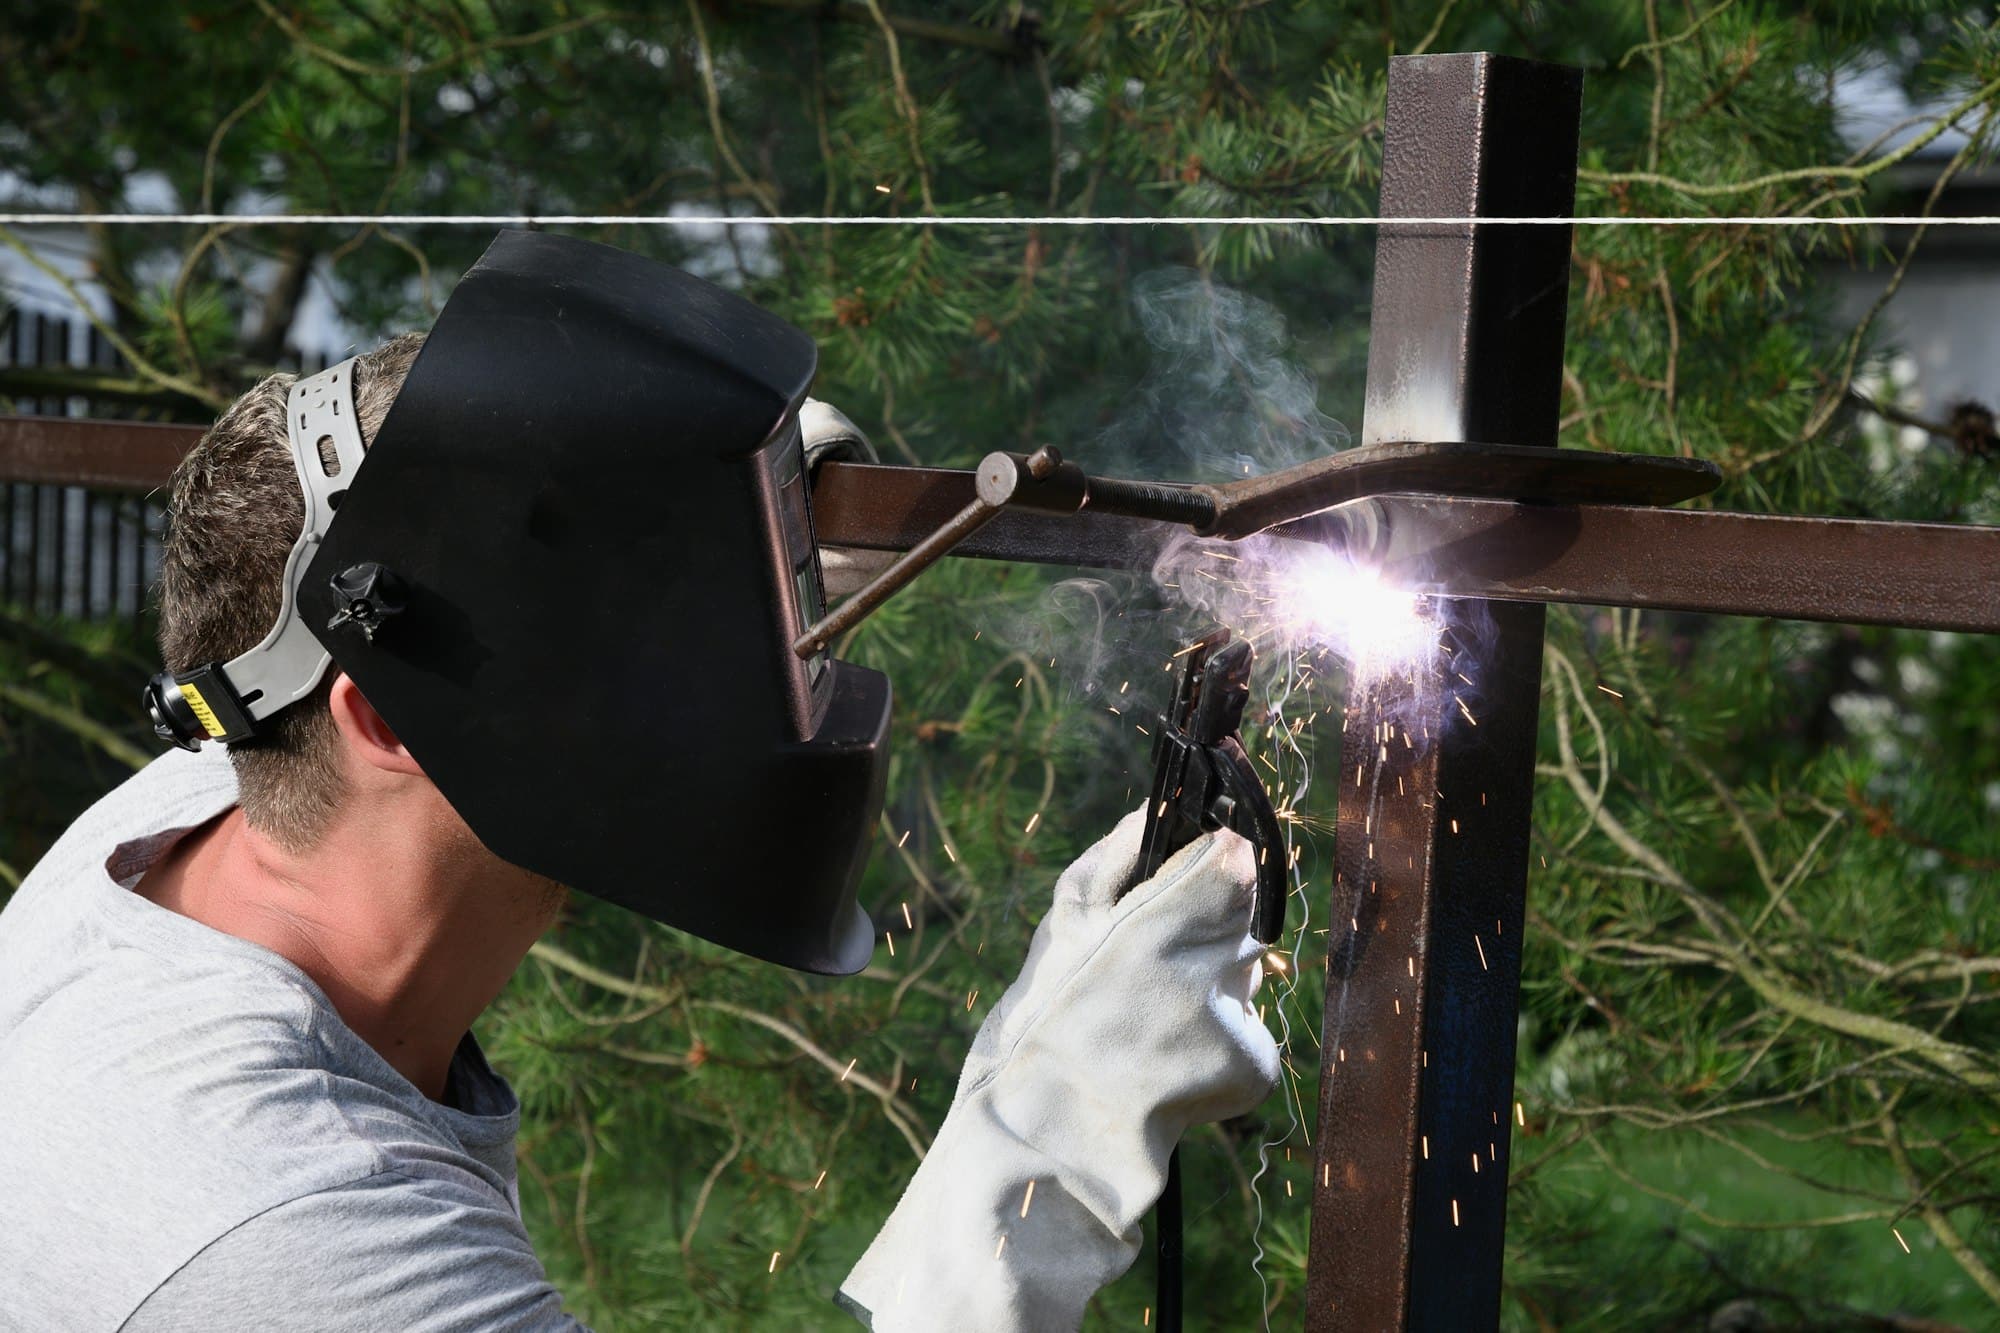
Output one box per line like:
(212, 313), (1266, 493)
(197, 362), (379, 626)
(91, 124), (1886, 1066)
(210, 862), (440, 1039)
(144, 357), (367, 750)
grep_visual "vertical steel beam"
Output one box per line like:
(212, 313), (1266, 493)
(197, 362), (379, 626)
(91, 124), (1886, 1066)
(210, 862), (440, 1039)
(1305, 53), (1580, 1332)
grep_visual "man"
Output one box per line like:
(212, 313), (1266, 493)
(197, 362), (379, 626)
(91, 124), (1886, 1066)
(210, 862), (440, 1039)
(0, 233), (1278, 1330)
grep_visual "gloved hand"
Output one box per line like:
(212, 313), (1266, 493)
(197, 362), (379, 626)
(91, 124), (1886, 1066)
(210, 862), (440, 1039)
(799, 397), (901, 599)
(838, 809), (1280, 1332)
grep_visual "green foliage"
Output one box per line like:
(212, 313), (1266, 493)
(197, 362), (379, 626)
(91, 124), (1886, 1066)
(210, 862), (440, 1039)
(5, 1), (2000, 1328)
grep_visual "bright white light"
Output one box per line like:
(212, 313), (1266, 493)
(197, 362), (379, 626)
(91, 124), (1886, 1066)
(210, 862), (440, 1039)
(1272, 545), (1437, 675)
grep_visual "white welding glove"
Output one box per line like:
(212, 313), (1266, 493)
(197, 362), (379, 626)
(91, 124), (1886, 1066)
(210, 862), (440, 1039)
(800, 397), (901, 598)
(838, 809), (1280, 1332)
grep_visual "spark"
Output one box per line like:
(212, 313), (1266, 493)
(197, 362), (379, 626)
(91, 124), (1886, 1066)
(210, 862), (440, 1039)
(972, 629), (981, 640)
(994, 1236), (1007, 1259)
(1893, 1226), (1911, 1254)
(814, 1169), (828, 1190)
(770, 1250), (782, 1272)
(840, 1058), (857, 1082)
(1515, 1102), (1525, 1127)
(1596, 682), (1624, 699)
(885, 931), (895, 957)
(1025, 811), (1042, 835)
(1456, 697), (1478, 726)
(1108, 706), (1122, 716)
(1120, 680), (1129, 693)
(1474, 935), (1488, 970)
(902, 901), (913, 929)
(1144, 1307), (1153, 1327)
(1264, 949), (1292, 976)
(897, 829), (911, 849)
(944, 843), (957, 863)
(874, 183), (891, 193)
(1451, 1199), (1460, 1227)
(965, 988), (980, 1010)
(1471, 1153), (1480, 1174)
(1421, 1135), (1429, 1159)
(1020, 1180), (1037, 1218)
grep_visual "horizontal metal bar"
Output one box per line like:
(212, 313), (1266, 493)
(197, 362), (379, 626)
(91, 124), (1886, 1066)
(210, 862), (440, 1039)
(0, 415), (197, 491)
(1344, 495), (2000, 635)
(12, 420), (1997, 636)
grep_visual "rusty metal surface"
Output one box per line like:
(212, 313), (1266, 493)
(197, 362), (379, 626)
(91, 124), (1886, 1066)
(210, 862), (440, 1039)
(1342, 496), (2000, 636)
(0, 415), (199, 492)
(1195, 440), (1716, 539)
(812, 438), (1716, 551)
(811, 458), (1167, 567)
(1305, 53), (1581, 1333)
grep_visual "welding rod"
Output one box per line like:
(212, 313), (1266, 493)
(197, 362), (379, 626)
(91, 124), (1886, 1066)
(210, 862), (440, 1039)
(792, 448), (1224, 658)
(792, 448), (1235, 658)
(793, 447), (1051, 657)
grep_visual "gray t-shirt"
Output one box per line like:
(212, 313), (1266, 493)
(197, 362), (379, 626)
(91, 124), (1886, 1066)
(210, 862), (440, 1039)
(0, 747), (584, 1331)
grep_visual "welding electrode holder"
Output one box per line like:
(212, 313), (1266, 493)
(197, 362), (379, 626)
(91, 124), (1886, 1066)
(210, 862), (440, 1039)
(1120, 631), (1288, 946)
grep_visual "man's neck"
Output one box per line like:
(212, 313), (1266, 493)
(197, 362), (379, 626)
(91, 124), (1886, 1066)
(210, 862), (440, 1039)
(137, 797), (561, 1103)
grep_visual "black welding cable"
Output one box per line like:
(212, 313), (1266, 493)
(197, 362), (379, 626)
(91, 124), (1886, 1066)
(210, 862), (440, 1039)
(1157, 1146), (1183, 1331)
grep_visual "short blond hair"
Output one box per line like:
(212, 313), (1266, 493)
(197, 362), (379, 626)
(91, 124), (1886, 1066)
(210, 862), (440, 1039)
(158, 334), (425, 851)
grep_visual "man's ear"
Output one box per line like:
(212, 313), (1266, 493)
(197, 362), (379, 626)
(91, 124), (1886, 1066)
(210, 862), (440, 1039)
(328, 672), (425, 777)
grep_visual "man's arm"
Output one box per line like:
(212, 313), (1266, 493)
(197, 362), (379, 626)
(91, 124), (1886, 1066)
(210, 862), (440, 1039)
(841, 809), (1281, 1331)
(125, 1169), (585, 1332)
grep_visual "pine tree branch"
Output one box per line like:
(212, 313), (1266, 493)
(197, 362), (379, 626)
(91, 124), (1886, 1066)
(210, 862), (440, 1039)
(1580, 71), (2000, 198)
(723, 0), (1042, 57)
(0, 228), (227, 411)
(0, 681), (151, 771)
(1871, 1081), (2000, 1308)
(693, 996), (932, 1159)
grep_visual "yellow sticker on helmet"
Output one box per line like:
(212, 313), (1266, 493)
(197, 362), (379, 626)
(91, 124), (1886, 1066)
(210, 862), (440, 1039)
(177, 682), (229, 739)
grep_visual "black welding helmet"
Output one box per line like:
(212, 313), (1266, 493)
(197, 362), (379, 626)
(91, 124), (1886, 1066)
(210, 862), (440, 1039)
(157, 230), (891, 975)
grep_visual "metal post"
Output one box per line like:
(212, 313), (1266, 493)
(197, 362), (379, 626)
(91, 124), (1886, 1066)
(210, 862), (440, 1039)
(1305, 53), (1581, 1332)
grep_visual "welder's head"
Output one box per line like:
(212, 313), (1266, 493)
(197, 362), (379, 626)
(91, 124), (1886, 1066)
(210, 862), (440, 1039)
(159, 335), (426, 852)
(146, 231), (892, 975)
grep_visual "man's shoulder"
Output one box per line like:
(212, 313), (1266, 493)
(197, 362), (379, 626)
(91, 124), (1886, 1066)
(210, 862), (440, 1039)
(0, 942), (397, 1326)
(125, 1168), (580, 1333)
(0, 747), (485, 1328)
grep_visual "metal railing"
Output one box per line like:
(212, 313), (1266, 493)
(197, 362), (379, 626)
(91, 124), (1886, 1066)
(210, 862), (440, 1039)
(0, 310), (162, 623)
(0, 309), (330, 625)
